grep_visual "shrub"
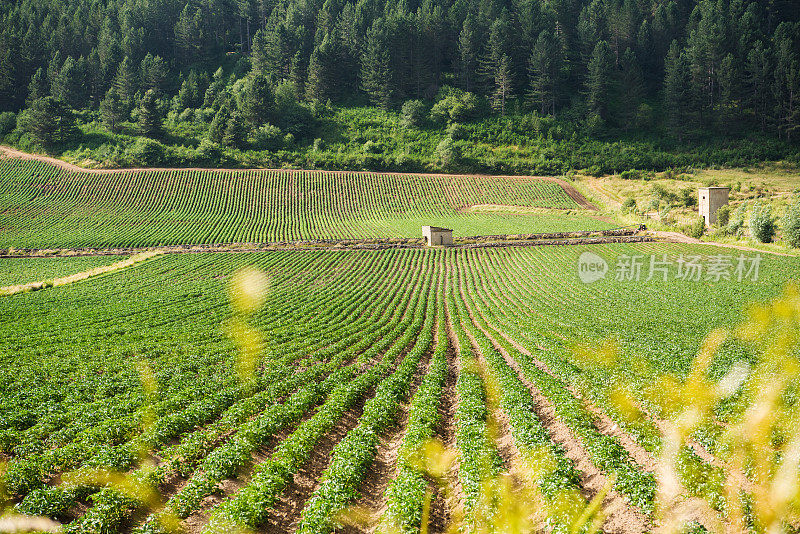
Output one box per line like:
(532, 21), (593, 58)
(682, 216), (706, 239)
(435, 136), (460, 170)
(196, 139), (222, 164)
(621, 198), (637, 213)
(681, 187), (697, 207)
(312, 138), (324, 152)
(447, 122), (468, 140)
(253, 124), (282, 150)
(783, 198), (800, 248)
(430, 87), (481, 124)
(0, 112), (16, 137)
(727, 203), (746, 236)
(400, 100), (426, 128)
(749, 202), (776, 243)
(363, 140), (383, 154)
(715, 204), (731, 227)
(128, 137), (165, 166)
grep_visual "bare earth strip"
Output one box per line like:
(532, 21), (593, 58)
(428, 317), (462, 534)
(655, 231), (794, 257)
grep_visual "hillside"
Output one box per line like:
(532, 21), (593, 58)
(0, 157), (611, 249)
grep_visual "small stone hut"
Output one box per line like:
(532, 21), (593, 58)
(422, 226), (453, 246)
(699, 187), (730, 226)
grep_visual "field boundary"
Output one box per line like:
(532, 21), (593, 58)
(0, 235), (653, 258)
(0, 251), (162, 295)
(0, 145), (597, 210)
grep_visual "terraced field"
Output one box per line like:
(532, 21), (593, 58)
(2, 244), (798, 533)
(0, 158), (610, 249)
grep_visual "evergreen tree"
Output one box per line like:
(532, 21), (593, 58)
(577, 0), (608, 69)
(19, 96), (77, 147)
(746, 41), (772, 131)
(773, 35), (800, 141)
(137, 89), (162, 138)
(27, 68), (47, 105)
(361, 21), (392, 109)
(529, 30), (562, 116)
(51, 56), (85, 109)
(113, 56), (138, 109)
(175, 72), (200, 111)
(663, 40), (691, 140)
(251, 29), (270, 76)
(140, 54), (168, 95)
(718, 53), (742, 129)
(100, 86), (125, 132)
(492, 54), (514, 115)
(203, 67), (226, 109)
(458, 18), (478, 92)
(223, 111), (247, 148)
(241, 73), (274, 128)
(46, 51), (62, 89)
(617, 48), (644, 130)
(208, 101), (231, 143)
(585, 40), (614, 120)
(305, 34), (341, 103)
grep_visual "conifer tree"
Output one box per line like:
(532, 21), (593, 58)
(100, 86), (126, 132)
(586, 40), (614, 120)
(137, 88), (162, 138)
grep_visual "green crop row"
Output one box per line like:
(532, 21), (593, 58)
(294, 270), (437, 534)
(379, 286), (449, 534)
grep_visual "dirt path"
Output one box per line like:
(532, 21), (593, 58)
(425, 316), (461, 534)
(1, 235), (653, 259)
(655, 231), (795, 257)
(182, 414), (309, 533)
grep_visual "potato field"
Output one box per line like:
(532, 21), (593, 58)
(2, 239), (799, 533)
(0, 159), (606, 249)
(2, 155), (799, 534)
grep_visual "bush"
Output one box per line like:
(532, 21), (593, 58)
(686, 216), (706, 239)
(128, 137), (165, 166)
(430, 87), (481, 124)
(400, 100), (427, 128)
(621, 198), (637, 213)
(435, 136), (460, 170)
(363, 140), (383, 154)
(196, 139), (222, 164)
(727, 203), (746, 236)
(253, 124), (282, 150)
(0, 112), (16, 137)
(680, 187), (697, 207)
(749, 202), (776, 243)
(447, 122), (468, 140)
(783, 198), (800, 248)
(715, 204), (731, 227)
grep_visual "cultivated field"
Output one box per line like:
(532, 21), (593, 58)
(0, 159), (608, 249)
(2, 243), (798, 533)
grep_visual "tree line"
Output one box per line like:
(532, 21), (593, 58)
(0, 0), (798, 147)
